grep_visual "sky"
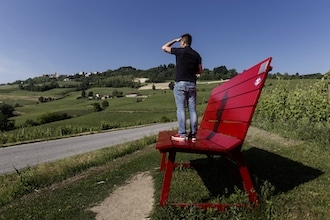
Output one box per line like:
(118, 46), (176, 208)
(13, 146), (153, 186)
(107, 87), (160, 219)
(0, 0), (329, 84)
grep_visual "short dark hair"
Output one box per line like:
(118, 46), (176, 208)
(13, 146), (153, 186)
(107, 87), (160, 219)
(181, 33), (192, 46)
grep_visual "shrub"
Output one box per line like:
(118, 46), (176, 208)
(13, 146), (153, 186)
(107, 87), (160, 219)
(92, 103), (102, 112)
(160, 115), (170, 123)
(100, 121), (119, 130)
(101, 100), (109, 108)
(254, 78), (330, 145)
(23, 119), (40, 127)
(38, 112), (70, 124)
(0, 113), (15, 131)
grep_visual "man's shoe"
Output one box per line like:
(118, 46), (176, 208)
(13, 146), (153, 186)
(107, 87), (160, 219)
(186, 132), (197, 142)
(171, 134), (186, 142)
(191, 134), (196, 142)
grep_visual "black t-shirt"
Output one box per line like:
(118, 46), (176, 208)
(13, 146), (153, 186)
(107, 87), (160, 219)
(171, 46), (202, 82)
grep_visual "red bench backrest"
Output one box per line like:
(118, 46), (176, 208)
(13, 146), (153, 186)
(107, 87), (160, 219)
(199, 57), (272, 140)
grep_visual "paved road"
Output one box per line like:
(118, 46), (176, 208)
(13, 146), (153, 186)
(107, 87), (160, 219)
(0, 122), (177, 175)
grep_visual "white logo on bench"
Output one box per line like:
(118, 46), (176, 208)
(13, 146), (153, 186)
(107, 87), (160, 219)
(254, 77), (262, 86)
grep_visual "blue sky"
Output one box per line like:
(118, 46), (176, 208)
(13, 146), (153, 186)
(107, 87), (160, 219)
(0, 0), (329, 84)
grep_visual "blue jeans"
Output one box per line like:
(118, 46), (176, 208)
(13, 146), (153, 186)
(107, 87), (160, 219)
(173, 81), (198, 136)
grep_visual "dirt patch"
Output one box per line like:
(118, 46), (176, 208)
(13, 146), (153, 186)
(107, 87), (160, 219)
(0, 94), (39, 101)
(90, 172), (154, 220)
(138, 83), (169, 90)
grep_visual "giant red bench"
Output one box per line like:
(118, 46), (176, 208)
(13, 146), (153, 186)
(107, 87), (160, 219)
(156, 57), (273, 210)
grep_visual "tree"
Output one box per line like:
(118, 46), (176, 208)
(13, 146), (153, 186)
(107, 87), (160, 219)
(112, 89), (123, 97)
(81, 90), (86, 98)
(0, 113), (9, 131)
(227, 69), (238, 78)
(92, 103), (102, 112)
(168, 63), (175, 68)
(38, 96), (44, 103)
(101, 100), (109, 108)
(88, 91), (94, 98)
(0, 103), (14, 117)
(213, 66), (229, 80)
(0, 103), (15, 131)
(168, 82), (174, 90)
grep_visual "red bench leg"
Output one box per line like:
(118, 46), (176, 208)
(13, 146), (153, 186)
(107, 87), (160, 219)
(160, 152), (167, 171)
(239, 164), (258, 205)
(231, 150), (258, 205)
(159, 151), (176, 206)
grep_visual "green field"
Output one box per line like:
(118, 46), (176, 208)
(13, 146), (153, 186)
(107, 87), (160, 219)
(0, 82), (216, 145)
(1, 78), (328, 147)
(0, 78), (329, 219)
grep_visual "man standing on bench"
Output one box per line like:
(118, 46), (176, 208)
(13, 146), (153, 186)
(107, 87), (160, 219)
(162, 33), (203, 142)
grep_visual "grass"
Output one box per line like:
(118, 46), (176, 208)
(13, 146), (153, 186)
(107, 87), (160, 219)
(0, 136), (157, 213)
(263, 78), (318, 90)
(0, 149), (159, 219)
(0, 126), (329, 219)
(0, 78), (329, 219)
(152, 129), (330, 219)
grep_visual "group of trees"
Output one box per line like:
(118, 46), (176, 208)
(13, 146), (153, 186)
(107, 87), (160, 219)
(14, 64), (239, 92)
(18, 79), (59, 91)
(13, 64), (328, 92)
(2, 63), (327, 132)
(267, 72), (328, 80)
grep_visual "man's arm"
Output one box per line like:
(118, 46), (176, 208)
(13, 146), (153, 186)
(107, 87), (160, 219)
(198, 64), (203, 74)
(161, 38), (181, 53)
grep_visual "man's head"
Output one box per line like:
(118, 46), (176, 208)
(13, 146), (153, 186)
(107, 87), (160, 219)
(180, 33), (192, 47)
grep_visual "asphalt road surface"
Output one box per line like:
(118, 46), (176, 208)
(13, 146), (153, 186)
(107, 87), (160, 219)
(0, 122), (177, 175)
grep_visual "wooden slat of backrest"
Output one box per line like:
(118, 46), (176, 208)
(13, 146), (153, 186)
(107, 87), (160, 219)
(202, 106), (255, 123)
(211, 57), (271, 95)
(213, 122), (248, 143)
(210, 70), (267, 104)
(203, 90), (260, 118)
(200, 121), (249, 140)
